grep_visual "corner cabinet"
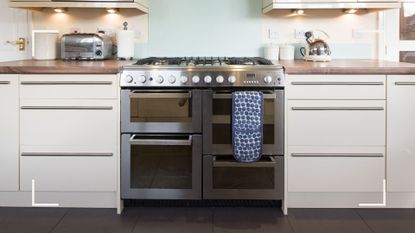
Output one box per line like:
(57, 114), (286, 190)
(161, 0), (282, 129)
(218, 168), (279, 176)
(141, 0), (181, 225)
(0, 75), (19, 191)
(387, 75), (415, 193)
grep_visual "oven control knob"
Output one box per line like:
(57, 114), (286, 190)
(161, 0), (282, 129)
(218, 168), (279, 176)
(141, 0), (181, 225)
(192, 75), (200, 84)
(180, 75), (188, 84)
(228, 75), (236, 84)
(124, 75), (134, 83)
(216, 75), (224, 84)
(156, 75), (164, 84)
(137, 75), (146, 83)
(168, 75), (176, 84)
(264, 75), (273, 84)
(204, 75), (212, 84)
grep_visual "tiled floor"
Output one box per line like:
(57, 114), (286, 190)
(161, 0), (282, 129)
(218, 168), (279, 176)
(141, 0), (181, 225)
(0, 207), (414, 233)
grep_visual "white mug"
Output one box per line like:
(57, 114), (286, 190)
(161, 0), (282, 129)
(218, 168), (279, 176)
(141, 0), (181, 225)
(32, 30), (59, 60)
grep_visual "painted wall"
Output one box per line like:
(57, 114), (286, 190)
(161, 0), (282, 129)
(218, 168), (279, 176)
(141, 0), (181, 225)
(31, 0), (380, 59)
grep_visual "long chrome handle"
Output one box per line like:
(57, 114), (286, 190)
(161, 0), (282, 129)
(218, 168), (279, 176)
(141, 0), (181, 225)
(291, 153), (384, 158)
(129, 92), (191, 99)
(212, 156), (276, 168)
(291, 82), (384, 86)
(291, 107), (384, 111)
(20, 81), (113, 85)
(21, 152), (113, 157)
(395, 82), (415, 86)
(20, 106), (113, 110)
(213, 93), (276, 99)
(0, 81), (10, 85)
(129, 135), (192, 146)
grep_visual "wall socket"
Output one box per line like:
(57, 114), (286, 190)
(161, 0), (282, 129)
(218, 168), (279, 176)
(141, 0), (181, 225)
(295, 29), (306, 40)
(268, 29), (280, 41)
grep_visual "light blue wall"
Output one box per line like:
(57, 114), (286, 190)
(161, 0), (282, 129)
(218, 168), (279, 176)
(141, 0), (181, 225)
(136, 0), (263, 57)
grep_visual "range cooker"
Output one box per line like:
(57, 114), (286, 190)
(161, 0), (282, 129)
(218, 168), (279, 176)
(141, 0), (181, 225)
(120, 57), (285, 201)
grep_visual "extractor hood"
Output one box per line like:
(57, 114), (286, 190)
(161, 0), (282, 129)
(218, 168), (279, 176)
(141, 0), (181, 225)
(263, 0), (401, 13)
(8, 0), (148, 13)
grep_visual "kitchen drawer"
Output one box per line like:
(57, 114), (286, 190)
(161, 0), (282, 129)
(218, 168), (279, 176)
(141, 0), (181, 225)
(20, 155), (116, 192)
(288, 100), (385, 147)
(20, 99), (117, 151)
(287, 75), (386, 100)
(20, 75), (117, 99)
(288, 146), (385, 192)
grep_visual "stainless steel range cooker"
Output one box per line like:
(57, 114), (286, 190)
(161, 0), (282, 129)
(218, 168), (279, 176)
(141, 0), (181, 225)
(120, 57), (285, 201)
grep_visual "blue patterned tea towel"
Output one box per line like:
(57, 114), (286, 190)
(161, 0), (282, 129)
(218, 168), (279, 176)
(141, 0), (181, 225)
(232, 91), (264, 163)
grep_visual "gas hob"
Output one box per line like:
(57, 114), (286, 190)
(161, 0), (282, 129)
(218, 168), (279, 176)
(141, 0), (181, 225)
(120, 57), (285, 88)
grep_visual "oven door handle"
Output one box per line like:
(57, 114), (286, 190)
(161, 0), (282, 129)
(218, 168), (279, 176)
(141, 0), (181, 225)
(129, 92), (192, 99)
(212, 156), (276, 168)
(212, 93), (276, 99)
(129, 135), (193, 146)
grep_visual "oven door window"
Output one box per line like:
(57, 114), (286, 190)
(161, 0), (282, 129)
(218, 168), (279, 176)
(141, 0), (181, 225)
(129, 135), (193, 189)
(130, 92), (192, 123)
(212, 93), (275, 145)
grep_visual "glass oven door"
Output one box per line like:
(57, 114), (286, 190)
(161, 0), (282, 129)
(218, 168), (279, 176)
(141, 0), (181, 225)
(121, 134), (202, 200)
(121, 90), (202, 133)
(203, 90), (284, 155)
(203, 155), (284, 200)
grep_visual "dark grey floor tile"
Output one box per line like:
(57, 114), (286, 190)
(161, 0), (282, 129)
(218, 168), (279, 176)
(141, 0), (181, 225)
(0, 207), (68, 233)
(288, 208), (373, 233)
(213, 207), (293, 233)
(132, 207), (213, 233)
(356, 208), (415, 233)
(51, 208), (136, 233)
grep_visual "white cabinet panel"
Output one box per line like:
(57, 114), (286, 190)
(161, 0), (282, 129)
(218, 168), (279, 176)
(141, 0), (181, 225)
(288, 100), (386, 147)
(20, 75), (117, 99)
(387, 75), (415, 192)
(287, 75), (386, 100)
(20, 156), (116, 192)
(20, 99), (117, 152)
(0, 75), (19, 191)
(288, 146), (385, 192)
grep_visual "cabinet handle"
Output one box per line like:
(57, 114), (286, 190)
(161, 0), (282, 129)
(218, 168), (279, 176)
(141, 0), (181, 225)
(291, 153), (384, 158)
(21, 152), (113, 157)
(20, 106), (113, 110)
(129, 135), (192, 146)
(395, 82), (415, 86)
(291, 107), (384, 111)
(0, 81), (10, 85)
(290, 82), (384, 86)
(212, 156), (277, 168)
(20, 81), (113, 85)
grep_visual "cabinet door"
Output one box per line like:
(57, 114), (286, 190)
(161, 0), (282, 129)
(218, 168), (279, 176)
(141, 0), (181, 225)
(387, 76), (415, 192)
(0, 76), (19, 191)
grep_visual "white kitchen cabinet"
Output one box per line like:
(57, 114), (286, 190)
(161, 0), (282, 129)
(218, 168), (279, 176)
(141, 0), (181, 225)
(387, 75), (415, 192)
(19, 75), (119, 192)
(0, 75), (19, 191)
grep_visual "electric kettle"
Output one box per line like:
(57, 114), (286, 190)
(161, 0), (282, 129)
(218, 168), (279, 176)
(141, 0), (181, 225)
(300, 30), (331, 62)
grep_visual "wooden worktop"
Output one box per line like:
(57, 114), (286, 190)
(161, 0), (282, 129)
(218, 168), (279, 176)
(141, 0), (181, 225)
(1, 59), (415, 75)
(278, 59), (415, 75)
(0, 59), (134, 74)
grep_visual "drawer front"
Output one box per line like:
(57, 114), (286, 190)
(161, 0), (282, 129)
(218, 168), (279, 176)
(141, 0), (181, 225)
(0, 75), (19, 191)
(288, 100), (386, 147)
(20, 99), (117, 151)
(288, 146), (385, 192)
(20, 155), (116, 192)
(20, 75), (117, 99)
(287, 75), (386, 100)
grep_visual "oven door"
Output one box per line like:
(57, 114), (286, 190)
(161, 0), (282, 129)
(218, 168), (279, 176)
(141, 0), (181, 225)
(203, 155), (284, 200)
(121, 134), (202, 200)
(203, 90), (284, 155)
(121, 90), (202, 133)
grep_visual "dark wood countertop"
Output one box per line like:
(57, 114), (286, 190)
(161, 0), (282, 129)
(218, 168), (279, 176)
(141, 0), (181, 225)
(1, 59), (415, 75)
(277, 59), (415, 75)
(0, 59), (135, 74)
